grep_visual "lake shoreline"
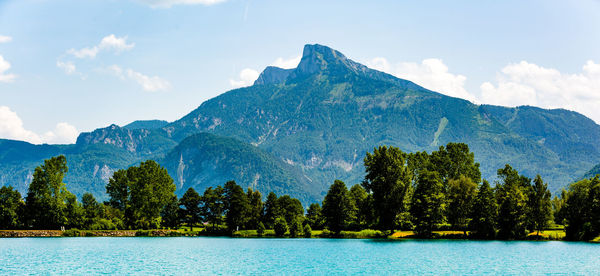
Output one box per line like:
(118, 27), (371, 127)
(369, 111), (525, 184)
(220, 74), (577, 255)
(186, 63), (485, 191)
(0, 229), (577, 241)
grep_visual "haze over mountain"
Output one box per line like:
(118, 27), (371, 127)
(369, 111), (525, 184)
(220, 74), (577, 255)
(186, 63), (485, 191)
(1, 44), (599, 203)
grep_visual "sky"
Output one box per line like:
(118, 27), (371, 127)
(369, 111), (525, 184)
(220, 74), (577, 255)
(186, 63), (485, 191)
(1, 0), (599, 144)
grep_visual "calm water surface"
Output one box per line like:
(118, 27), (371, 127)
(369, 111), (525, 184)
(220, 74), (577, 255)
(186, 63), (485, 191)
(1, 237), (599, 275)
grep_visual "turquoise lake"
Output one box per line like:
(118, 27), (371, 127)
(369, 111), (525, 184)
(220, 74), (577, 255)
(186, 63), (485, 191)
(1, 237), (599, 275)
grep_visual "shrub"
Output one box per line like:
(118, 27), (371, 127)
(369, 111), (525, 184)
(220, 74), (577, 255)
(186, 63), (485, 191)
(303, 224), (312, 238)
(289, 219), (303, 238)
(274, 217), (288, 237)
(257, 222), (266, 236)
(62, 229), (82, 237)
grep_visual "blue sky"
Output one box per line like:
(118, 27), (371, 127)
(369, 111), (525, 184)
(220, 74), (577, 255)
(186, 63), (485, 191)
(1, 0), (599, 144)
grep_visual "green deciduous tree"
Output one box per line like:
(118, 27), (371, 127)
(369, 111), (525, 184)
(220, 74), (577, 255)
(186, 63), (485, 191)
(447, 175), (477, 234)
(263, 192), (280, 228)
(246, 188), (263, 229)
(528, 175), (553, 236)
(363, 146), (412, 233)
(274, 217), (288, 237)
(25, 155), (73, 229)
(289, 218), (303, 238)
(81, 192), (103, 228)
(322, 180), (353, 233)
(0, 186), (24, 229)
(428, 143), (481, 184)
(305, 203), (324, 230)
(224, 181), (249, 232)
(411, 170), (446, 237)
(161, 195), (181, 229)
(106, 160), (176, 229)
(201, 186), (225, 231)
(495, 164), (530, 239)
(303, 224), (312, 238)
(348, 184), (370, 229)
(469, 180), (497, 239)
(180, 187), (202, 231)
(563, 177), (597, 240)
(277, 195), (303, 225)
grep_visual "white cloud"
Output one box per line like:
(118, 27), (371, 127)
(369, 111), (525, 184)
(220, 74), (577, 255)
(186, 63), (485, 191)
(229, 68), (259, 88)
(136, 0), (227, 8)
(366, 57), (475, 102)
(271, 56), (301, 69)
(0, 106), (78, 144)
(109, 65), (170, 92)
(126, 69), (170, 92)
(68, 34), (135, 59)
(0, 35), (12, 43)
(56, 60), (77, 75)
(0, 55), (17, 83)
(480, 60), (600, 123)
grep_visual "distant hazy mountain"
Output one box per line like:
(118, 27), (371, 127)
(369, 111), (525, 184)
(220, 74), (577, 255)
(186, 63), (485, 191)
(582, 164), (600, 180)
(2, 44), (599, 203)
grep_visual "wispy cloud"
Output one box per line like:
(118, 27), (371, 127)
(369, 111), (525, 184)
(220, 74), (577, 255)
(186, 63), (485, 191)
(0, 35), (12, 44)
(68, 34), (135, 59)
(110, 65), (170, 92)
(0, 55), (17, 83)
(136, 0), (227, 8)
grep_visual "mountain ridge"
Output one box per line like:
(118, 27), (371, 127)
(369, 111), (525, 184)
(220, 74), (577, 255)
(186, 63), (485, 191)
(1, 43), (599, 202)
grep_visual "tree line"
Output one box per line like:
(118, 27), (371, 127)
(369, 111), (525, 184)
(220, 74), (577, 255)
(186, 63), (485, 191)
(1, 143), (599, 241)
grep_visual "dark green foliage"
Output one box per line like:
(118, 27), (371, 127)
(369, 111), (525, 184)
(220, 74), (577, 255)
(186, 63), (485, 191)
(564, 176), (600, 240)
(528, 175), (553, 235)
(305, 203), (324, 230)
(82, 193), (103, 228)
(411, 171), (445, 237)
(552, 190), (567, 225)
(289, 218), (303, 238)
(180, 187), (202, 231)
(263, 192), (280, 228)
(274, 217), (288, 237)
(322, 180), (353, 233)
(105, 160), (176, 229)
(469, 180), (497, 239)
(25, 155), (74, 229)
(64, 193), (84, 229)
(224, 181), (249, 232)
(201, 186), (225, 230)
(0, 186), (23, 229)
(246, 188), (264, 229)
(257, 222), (266, 236)
(495, 165), (530, 239)
(363, 146), (412, 233)
(161, 195), (180, 229)
(447, 175), (477, 234)
(427, 143), (481, 184)
(277, 195), (304, 225)
(303, 224), (312, 238)
(348, 184), (370, 229)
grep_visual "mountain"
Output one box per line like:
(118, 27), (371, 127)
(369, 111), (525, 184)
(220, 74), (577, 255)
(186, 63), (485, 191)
(582, 164), (600, 180)
(2, 43), (600, 202)
(161, 44), (600, 194)
(124, 120), (169, 130)
(160, 133), (315, 202)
